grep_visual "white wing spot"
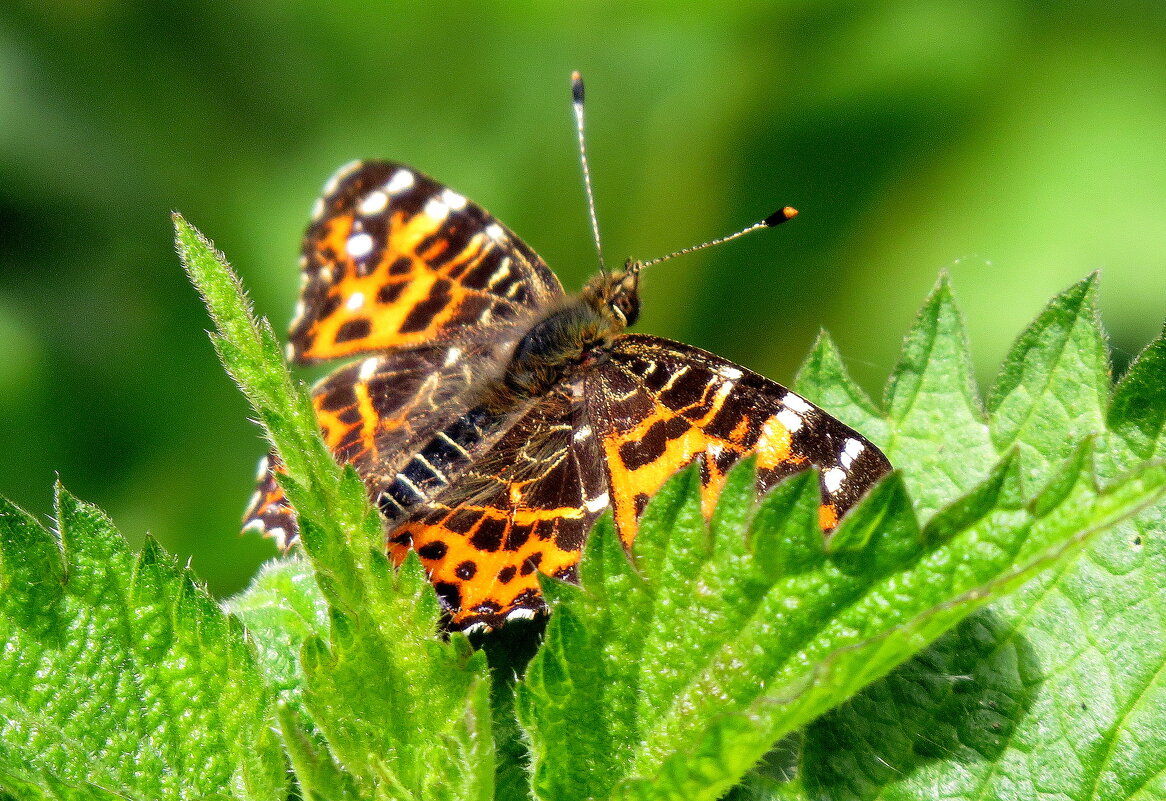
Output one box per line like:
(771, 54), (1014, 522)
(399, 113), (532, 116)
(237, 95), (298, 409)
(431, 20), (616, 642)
(436, 431), (470, 457)
(441, 188), (467, 210)
(346, 232), (374, 258)
(242, 518), (266, 534)
(345, 292), (365, 311)
(385, 168), (415, 194)
(358, 357), (379, 381)
(782, 392), (813, 413)
(718, 365), (744, 380)
(776, 408), (804, 433)
(584, 491), (610, 513)
(707, 441), (724, 458)
(840, 437), (865, 468)
(255, 456), (270, 480)
(443, 346), (462, 367)
(424, 197), (450, 222)
(310, 197), (326, 220)
(823, 467), (847, 494)
(247, 491), (262, 512)
(267, 526), (288, 549)
(659, 364), (690, 394)
(290, 299), (306, 327)
(414, 454), (448, 482)
(506, 607), (537, 621)
(357, 189), (389, 216)
(573, 424), (593, 442)
(485, 223), (506, 241)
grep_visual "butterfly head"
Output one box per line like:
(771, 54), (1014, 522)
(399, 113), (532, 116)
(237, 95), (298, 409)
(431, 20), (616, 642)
(581, 265), (641, 329)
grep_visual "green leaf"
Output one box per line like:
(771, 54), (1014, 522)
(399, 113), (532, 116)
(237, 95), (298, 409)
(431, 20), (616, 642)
(1108, 325), (1166, 462)
(881, 274), (996, 521)
(0, 487), (286, 800)
(790, 474), (1166, 800)
(292, 551), (494, 801)
(988, 273), (1110, 492)
(176, 215), (494, 800)
(225, 555), (328, 715)
(736, 281), (1166, 801)
(516, 446), (1166, 801)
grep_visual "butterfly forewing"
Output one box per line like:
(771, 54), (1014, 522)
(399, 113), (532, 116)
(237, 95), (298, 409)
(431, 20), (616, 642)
(289, 160), (563, 364)
(247, 161), (568, 545)
(589, 334), (891, 541)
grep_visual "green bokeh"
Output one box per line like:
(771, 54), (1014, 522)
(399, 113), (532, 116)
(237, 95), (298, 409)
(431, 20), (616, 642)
(1, 1), (1163, 597)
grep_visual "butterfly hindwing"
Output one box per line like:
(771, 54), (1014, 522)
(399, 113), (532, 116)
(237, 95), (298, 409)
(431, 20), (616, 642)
(244, 342), (503, 546)
(242, 454), (297, 549)
(390, 384), (606, 631)
(289, 160), (564, 364)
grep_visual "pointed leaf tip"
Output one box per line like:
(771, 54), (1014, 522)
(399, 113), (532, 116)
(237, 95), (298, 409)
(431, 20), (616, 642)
(987, 274), (1108, 491)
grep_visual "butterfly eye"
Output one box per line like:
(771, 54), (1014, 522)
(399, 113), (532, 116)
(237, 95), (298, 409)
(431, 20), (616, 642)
(613, 292), (640, 327)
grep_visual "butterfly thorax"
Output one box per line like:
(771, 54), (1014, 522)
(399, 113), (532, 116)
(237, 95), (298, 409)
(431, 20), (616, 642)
(483, 267), (641, 409)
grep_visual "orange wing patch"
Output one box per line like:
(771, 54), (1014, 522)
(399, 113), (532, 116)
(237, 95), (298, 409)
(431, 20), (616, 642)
(393, 502), (588, 629)
(590, 335), (886, 547)
(296, 212), (507, 361)
(383, 387), (606, 631)
(288, 161), (561, 364)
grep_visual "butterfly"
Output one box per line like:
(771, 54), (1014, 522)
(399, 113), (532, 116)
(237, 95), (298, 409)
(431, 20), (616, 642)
(244, 84), (890, 633)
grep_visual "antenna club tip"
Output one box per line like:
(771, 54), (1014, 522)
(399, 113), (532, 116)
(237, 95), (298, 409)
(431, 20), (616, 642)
(763, 206), (798, 227)
(571, 71), (584, 103)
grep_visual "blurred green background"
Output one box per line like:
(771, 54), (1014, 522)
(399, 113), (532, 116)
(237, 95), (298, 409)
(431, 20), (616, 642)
(2, 2), (1164, 597)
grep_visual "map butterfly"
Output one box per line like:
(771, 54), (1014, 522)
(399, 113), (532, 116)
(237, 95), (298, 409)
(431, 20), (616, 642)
(244, 79), (891, 632)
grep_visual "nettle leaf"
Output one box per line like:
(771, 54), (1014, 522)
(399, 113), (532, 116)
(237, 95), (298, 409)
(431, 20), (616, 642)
(794, 331), (888, 447)
(735, 284), (1166, 801)
(176, 215), (494, 801)
(517, 453), (1165, 801)
(880, 275), (995, 521)
(1108, 325), (1166, 463)
(988, 273), (1110, 492)
(225, 556), (328, 716)
(0, 487), (286, 801)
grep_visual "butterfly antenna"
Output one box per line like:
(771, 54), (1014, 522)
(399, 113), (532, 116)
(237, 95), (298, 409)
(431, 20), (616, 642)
(572, 71), (608, 274)
(634, 206), (799, 273)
